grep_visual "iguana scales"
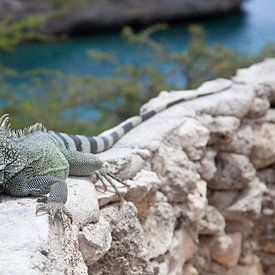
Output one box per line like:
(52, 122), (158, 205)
(0, 88), (226, 222)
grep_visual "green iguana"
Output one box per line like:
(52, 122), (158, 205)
(0, 88), (226, 223)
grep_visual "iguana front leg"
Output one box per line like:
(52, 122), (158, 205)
(5, 174), (71, 223)
(62, 149), (103, 176)
(36, 178), (72, 223)
(62, 149), (128, 193)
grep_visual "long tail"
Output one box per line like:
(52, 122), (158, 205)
(49, 87), (227, 154)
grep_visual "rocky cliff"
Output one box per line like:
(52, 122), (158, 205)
(2, 59), (275, 274)
(0, 0), (244, 33)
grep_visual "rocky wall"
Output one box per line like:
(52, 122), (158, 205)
(2, 59), (275, 274)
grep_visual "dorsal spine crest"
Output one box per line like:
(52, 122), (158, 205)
(0, 114), (47, 138)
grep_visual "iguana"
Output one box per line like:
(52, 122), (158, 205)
(0, 87), (227, 223)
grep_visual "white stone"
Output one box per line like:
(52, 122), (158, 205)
(209, 152), (256, 190)
(247, 96), (270, 118)
(169, 225), (196, 275)
(154, 144), (201, 203)
(199, 114), (240, 145)
(125, 169), (161, 218)
(90, 201), (153, 274)
(234, 59), (275, 85)
(224, 178), (267, 220)
(199, 148), (217, 181)
(78, 217), (112, 266)
(177, 118), (210, 160)
(187, 180), (208, 222)
(210, 233), (242, 268)
(217, 124), (254, 155)
(66, 177), (100, 228)
(198, 205), (225, 235)
(251, 123), (275, 169)
(143, 201), (177, 259)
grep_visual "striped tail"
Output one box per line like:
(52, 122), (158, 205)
(48, 115), (144, 154)
(49, 87), (226, 154)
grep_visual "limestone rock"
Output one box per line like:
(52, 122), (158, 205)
(197, 78), (232, 94)
(143, 201), (177, 259)
(265, 82), (275, 104)
(192, 237), (228, 274)
(125, 169), (161, 218)
(78, 217), (112, 266)
(140, 89), (192, 114)
(251, 109), (275, 124)
(89, 201), (152, 275)
(234, 59), (275, 87)
(0, 195), (88, 275)
(247, 96), (270, 118)
(183, 264), (199, 275)
(210, 233), (242, 268)
(187, 180), (208, 222)
(199, 148), (217, 181)
(216, 124), (254, 155)
(66, 177), (100, 228)
(169, 225), (196, 275)
(168, 179), (207, 223)
(115, 153), (145, 180)
(225, 219), (254, 239)
(209, 152), (256, 190)
(100, 153), (145, 180)
(176, 118), (209, 161)
(150, 256), (170, 275)
(225, 262), (264, 275)
(198, 84), (254, 119)
(0, 196), (61, 275)
(256, 251), (275, 272)
(224, 179), (267, 220)
(141, 78), (232, 114)
(208, 190), (238, 211)
(198, 205), (225, 235)
(154, 144), (200, 203)
(257, 166), (275, 185)
(251, 123), (275, 169)
(95, 179), (128, 207)
(199, 115), (240, 145)
(267, 264), (275, 275)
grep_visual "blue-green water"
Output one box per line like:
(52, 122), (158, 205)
(0, 0), (275, 77)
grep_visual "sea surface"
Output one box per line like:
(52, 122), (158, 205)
(0, 0), (274, 78)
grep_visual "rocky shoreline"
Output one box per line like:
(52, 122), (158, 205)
(0, 0), (245, 34)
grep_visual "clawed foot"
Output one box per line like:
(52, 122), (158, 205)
(93, 168), (129, 194)
(36, 202), (72, 225)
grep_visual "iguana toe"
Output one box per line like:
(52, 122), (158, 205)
(36, 202), (72, 224)
(95, 168), (129, 194)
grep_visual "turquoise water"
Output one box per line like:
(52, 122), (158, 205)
(0, 0), (275, 77)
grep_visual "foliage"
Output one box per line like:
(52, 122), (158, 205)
(0, 24), (275, 135)
(0, 14), (53, 52)
(123, 25), (275, 89)
(0, 0), (91, 51)
(0, 65), (166, 135)
(169, 25), (275, 88)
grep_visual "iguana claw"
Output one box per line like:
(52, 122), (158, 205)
(94, 168), (130, 194)
(36, 202), (72, 225)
